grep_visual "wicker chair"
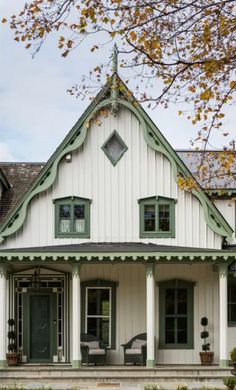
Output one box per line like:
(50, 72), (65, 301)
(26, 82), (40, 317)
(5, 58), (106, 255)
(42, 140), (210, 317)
(80, 333), (107, 365)
(121, 333), (147, 365)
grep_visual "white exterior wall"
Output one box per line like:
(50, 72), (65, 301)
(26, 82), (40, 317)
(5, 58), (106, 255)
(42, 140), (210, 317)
(214, 199), (236, 244)
(1, 107), (222, 249)
(79, 263), (220, 365)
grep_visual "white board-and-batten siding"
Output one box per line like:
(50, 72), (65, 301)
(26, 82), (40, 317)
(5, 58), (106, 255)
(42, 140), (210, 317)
(215, 200), (236, 245)
(79, 263), (220, 365)
(1, 107), (222, 249)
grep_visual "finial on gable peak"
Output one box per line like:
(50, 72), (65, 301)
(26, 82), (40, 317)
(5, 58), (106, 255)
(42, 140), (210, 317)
(112, 43), (118, 74)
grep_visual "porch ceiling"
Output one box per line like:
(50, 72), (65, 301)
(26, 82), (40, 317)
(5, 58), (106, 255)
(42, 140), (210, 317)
(0, 242), (235, 263)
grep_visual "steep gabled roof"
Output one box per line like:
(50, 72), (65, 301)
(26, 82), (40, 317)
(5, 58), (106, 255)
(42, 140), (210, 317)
(0, 74), (233, 242)
(0, 167), (10, 191)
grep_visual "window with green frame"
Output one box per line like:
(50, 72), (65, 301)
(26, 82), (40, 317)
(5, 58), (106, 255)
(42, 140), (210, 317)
(138, 196), (176, 238)
(228, 276), (236, 325)
(54, 196), (91, 238)
(159, 279), (194, 349)
(81, 280), (118, 349)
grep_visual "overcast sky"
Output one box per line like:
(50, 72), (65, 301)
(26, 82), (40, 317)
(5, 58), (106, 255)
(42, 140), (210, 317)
(1, 1), (236, 163)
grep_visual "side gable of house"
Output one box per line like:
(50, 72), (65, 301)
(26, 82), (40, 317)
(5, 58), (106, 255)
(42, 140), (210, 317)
(0, 74), (233, 248)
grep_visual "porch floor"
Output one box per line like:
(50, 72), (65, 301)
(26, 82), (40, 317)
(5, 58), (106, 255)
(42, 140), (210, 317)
(0, 365), (233, 390)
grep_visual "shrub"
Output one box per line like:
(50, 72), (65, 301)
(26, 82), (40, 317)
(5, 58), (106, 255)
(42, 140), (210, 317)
(223, 376), (236, 390)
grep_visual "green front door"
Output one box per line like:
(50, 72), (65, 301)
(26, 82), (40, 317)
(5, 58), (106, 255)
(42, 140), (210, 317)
(24, 292), (56, 362)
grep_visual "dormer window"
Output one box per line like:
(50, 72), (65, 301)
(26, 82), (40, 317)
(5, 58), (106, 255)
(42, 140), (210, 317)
(138, 196), (176, 238)
(54, 196), (91, 238)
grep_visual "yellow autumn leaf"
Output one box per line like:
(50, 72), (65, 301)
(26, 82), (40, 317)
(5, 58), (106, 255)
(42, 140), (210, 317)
(2, 18), (7, 23)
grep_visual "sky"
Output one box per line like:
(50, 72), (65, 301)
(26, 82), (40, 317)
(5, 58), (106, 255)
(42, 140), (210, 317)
(1, 1), (236, 163)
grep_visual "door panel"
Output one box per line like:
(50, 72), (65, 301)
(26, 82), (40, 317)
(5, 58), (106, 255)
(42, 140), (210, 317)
(30, 295), (51, 360)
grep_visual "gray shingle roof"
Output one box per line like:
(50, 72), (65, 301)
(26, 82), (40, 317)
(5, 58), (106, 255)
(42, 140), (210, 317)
(0, 162), (44, 223)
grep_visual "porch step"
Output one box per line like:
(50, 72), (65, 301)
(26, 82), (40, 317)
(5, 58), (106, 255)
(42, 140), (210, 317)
(0, 366), (232, 389)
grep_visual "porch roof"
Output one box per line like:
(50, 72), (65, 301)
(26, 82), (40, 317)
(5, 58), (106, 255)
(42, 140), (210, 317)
(0, 242), (236, 262)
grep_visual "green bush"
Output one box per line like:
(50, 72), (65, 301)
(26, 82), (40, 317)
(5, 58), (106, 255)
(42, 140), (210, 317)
(223, 376), (236, 390)
(177, 385), (188, 390)
(231, 348), (236, 362)
(144, 384), (161, 390)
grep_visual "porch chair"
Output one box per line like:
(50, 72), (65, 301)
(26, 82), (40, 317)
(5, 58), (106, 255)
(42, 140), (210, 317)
(121, 333), (147, 365)
(80, 333), (107, 365)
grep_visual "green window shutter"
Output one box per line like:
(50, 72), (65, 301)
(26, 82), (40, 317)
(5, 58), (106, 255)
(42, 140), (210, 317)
(81, 280), (118, 349)
(159, 279), (194, 349)
(139, 196), (176, 238)
(54, 196), (91, 238)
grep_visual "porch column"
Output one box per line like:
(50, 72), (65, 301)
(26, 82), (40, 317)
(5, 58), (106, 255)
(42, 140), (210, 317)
(218, 264), (228, 367)
(0, 265), (7, 368)
(146, 264), (155, 368)
(72, 264), (81, 368)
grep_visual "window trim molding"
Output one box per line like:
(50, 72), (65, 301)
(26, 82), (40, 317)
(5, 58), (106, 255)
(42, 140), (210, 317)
(81, 279), (118, 349)
(158, 279), (194, 350)
(138, 196), (176, 238)
(101, 129), (128, 166)
(54, 196), (91, 238)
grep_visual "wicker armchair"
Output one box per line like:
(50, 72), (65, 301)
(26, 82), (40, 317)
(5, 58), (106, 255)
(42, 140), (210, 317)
(121, 333), (147, 365)
(81, 333), (107, 365)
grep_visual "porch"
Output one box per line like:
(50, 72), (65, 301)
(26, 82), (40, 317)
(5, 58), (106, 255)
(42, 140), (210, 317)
(0, 364), (232, 389)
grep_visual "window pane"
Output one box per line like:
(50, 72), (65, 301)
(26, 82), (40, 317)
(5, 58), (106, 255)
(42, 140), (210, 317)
(166, 289), (175, 314)
(229, 303), (236, 322)
(177, 289), (187, 314)
(59, 205), (71, 233)
(165, 330), (175, 343)
(229, 285), (236, 302)
(87, 289), (97, 315)
(74, 205), (85, 233)
(87, 318), (110, 345)
(177, 318), (187, 343)
(159, 204), (170, 231)
(144, 205), (156, 231)
(100, 289), (110, 316)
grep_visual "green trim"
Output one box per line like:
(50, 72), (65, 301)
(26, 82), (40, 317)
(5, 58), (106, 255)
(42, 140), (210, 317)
(0, 360), (7, 368)
(54, 196), (91, 238)
(220, 359), (229, 368)
(139, 196), (176, 238)
(159, 279), (194, 350)
(228, 276), (236, 326)
(72, 359), (81, 368)
(1, 249), (236, 262)
(81, 279), (118, 349)
(0, 74), (233, 242)
(146, 359), (155, 368)
(101, 129), (128, 166)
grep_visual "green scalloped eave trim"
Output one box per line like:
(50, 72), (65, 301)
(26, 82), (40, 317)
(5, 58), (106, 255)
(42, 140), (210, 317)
(0, 125), (88, 242)
(0, 250), (235, 262)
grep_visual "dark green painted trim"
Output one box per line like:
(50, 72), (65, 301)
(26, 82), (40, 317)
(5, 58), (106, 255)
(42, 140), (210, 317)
(139, 196), (176, 238)
(81, 279), (118, 349)
(72, 359), (81, 368)
(101, 129), (128, 166)
(0, 360), (7, 368)
(54, 196), (91, 238)
(146, 359), (155, 368)
(1, 250), (236, 262)
(220, 359), (229, 368)
(228, 275), (236, 326)
(159, 279), (194, 350)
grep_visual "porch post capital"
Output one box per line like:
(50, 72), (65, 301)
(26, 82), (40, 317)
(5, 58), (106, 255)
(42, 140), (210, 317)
(217, 263), (228, 278)
(146, 264), (155, 278)
(0, 264), (7, 278)
(72, 264), (81, 278)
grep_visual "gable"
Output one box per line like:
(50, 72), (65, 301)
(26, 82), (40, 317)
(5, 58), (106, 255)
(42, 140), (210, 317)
(0, 74), (233, 245)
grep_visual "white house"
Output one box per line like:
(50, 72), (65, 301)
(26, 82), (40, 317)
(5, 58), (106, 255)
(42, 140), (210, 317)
(0, 71), (236, 369)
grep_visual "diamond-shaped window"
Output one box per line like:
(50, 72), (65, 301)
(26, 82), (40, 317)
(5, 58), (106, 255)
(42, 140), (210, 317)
(102, 130), (128, 166)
